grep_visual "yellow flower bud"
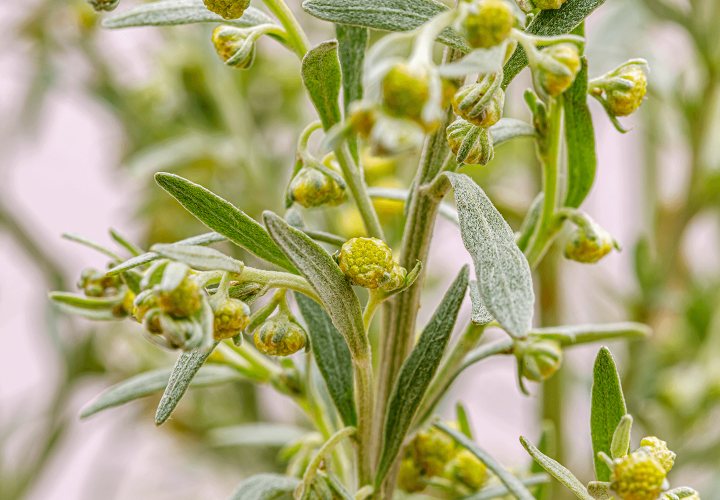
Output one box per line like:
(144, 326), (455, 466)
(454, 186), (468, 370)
(537, 43), (581, 97)
(254, 317), (308, 356)
(518, 338), (563, 382)
(349, 102), (378, 139)
(460, 0), (515, 49)
(202, 0), (250, 20)
(639, 437), (675, 473)
(408, 427), (457, 477)
(446, 118), (495, 166)
(288, 166), (347, 208)
(564, 221), (617, 264)
(211, 25), (256, 69)
(78, 268), (123, 298)
(335, 237), (405, 289)
(533, 0), (567, 9)
(212, 298), (251, 340)
(382, 63), (431, 126)
(610, 452), (666, 500)
(444, 449), (487, 490)
(398, 458), (426, 493)
(132, 289), (158, 323)
(452, 82), (505, 128)
(157, 276), (202, 318)
(605, 66), (647, 117)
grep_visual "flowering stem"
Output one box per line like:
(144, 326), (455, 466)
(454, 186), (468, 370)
(297, 426), (357, 500)
(260, 0), (311, 57)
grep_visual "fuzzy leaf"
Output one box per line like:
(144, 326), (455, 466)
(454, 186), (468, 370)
(590, 347), (627, 482)
(464, 474), (550, 500)
(502, 0), (608, 88)
(438, 44), (507, 78)
(263, 212), (367, 359)
(155, 341), (220, 426)
(296, 293), (357, 427)
(469, 281), (494, 325)
(209, 423), (306, 447)
(490, 118), (538, 147)
(530, 322), (651, 346)
(610, 414), (632, 459)
(151, 243), (244, 273)
(228, 473), (300, 500)
(302, 41), (343, 131)
(335, 25), (367, 112)
(80, 365), (242, 419)
(302, 0), (472, 53)
(444, 172), (534, 339)
(520, 437), (594, 500)
(108, 232), (227, 276)
(49, 292), (125, 321)
(516, 192), (544, 253)
(563, 58), (596, 208)
(376, 266), (469, 486)
(155, 173), (296, 273)
(531, 422), (556, 500)
(102, 0), (274, 29)
(437, 423), (536, 500)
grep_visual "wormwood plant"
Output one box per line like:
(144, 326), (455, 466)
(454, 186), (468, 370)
(50, 0), (702, 498)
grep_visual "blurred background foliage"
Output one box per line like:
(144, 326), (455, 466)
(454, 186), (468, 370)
(1, 0), (719, 498)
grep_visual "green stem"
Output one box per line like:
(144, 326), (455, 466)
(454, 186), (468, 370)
(260, 0), (311, 57)
(354, 356), (375, 487)
(298, 426), (358, 499)
(334, 143), (385, 240)
(525, 97), (564, 269)
(233, 267), (320, 303)
(362, 289), (382, 329)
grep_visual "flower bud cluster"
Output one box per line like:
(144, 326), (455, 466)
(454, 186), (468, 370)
(78, 267), (134, 317)
(202, 0), (250, 20)
(457, 0), (515, 49)
(610, 451), (667, 500)
(334, 237), (406, 291)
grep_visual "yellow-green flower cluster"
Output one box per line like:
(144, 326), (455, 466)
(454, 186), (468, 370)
(459, 0), (515, 49)
(610, 452), (666, 500)
(382, 63), (433, 130)
(254, 317), (308, 356)
(212, 297), (251, 340)
(202, 0), (250, 20)
(336, 237), (406, 291)
(537, 43), (581, 97)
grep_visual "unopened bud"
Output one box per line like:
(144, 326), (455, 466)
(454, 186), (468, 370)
(445, 449), (487, 491)
(532, 0), (567, 9)
(156, 276), (202, 318)
(564, 220), (618, 264)
(398, 458), (426, 493)
(408, 427), (457, 477)
(599, 65), (648, 117)
(212, 298), (251, 340)
(537, 43), (581, 97)
(254, 317), (308, 356)
(517, 338), (563, 382)
(86, 0), (119, 13)
(212, 25), (256, 69)
(203, 0), (250, 20)
(335, 237), (405, 289)
(452, 81), (505, 128)
(288, 166), (346, 208)
(382, 63), (432, 128)
(610, 452), (666, 500)
(349, 102), (378, 139)
(459, 0), (515, 49)
(639, 437), (675, 473)
(447, 118), (495, 166)
(78, 268), (122, 298)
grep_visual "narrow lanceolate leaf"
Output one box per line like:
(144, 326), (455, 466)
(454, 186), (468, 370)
(80, 365), (242, 419)
(516, 192), (544, 253)
(296, 293), (357, 427)
(155, 341), (220, 426)
(302, 41), (343, 131)
(520, 436), (595, 500)
(444, 172), (534, 339)
(489, 118), (538, 147)
(49, 292), (124, 321)
(335, 25), (367, 112)
(209, 423), (306, 447)
(155, 173), (296, 273)
(302, 0), (472, 53)
(610, 414), (632, 459)
(437, 423), (536, 500)
(263, 212), (367, 359)
(563, 58), (596, 208)
(591, 347), (627, 482)
(102, 0), (274, 29)
(107, 232), (227, 276)
(469, 281), (494, 325)
(502, 0), (608, 88)
(151, 243), (244, 274)
(464, 474), (550, 500)
(376, 266), (469, 486)
(227, 473), (300, 500)
(530, 322), (651, 346)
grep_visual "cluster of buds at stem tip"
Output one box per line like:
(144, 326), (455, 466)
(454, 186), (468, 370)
(86, 0), (119, 13)
(203, 0), (250, 20)
(446, 118), (495, 166)
(452, 72), (505, 128)
(78, 267), (134, 317)
(514, 337), (563, 391)
(589, 60), (649, 118)
(456, 0), (516, 49)
(564, 213), (620, 264)
(334, 237), (407, 291)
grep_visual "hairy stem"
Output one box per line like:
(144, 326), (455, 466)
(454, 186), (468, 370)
(260, 0), (311, 56)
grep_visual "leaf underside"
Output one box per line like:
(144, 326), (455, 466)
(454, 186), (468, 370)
(301, 40), (343, 131)
(228, 473), (300, 500)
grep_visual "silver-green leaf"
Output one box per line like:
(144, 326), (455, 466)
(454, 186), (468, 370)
(102, 0), (274, 29)
(463, 474), (550, 500)
(610, 414), (632, 459)
(437, 423), (536, 500)
(155, 173), (297, 273)
(151, 243), (244, 274)
(80, 365), (242, 419)
(228, 473), (300, 500)
(469, 281), (494, 326)
(520, 436), (595, 500)
(376, 266), (469, 486)
(302, 41), (343, 131)
(444, 172), (534, 339)
(490, 118), (538, 147)
(209, 423), (306, 447)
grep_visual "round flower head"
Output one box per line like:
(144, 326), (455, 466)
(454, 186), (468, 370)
(459, 0), (515, 49)
(533, 0), (567, 8)
(78, 268), (122, 298)
(409, 427), (457, 477)
(640, 437), (675, 473)
(382, 63), (431, 127)
(452, 82), (505, 128)
(398, 458), (426, 493)
(212, 298), (251, 340)
(211, 26), (256, 69)
(157, 276), (202, 318)
(537, 43), (581, 97)
(447, 118), (495, 166)
(519, 338), (563, 382)
(564, 222), (617, 264)
(606, 65), (647, 117)
(202, 0), (250, 20)
(610, 452), (666, 500)
(289, 166), (346, 208)
(87, 0), (119, 13)
(254, 318), (308, 356)
(444, 449), (487, 490)
(336, 237), (399, 289)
